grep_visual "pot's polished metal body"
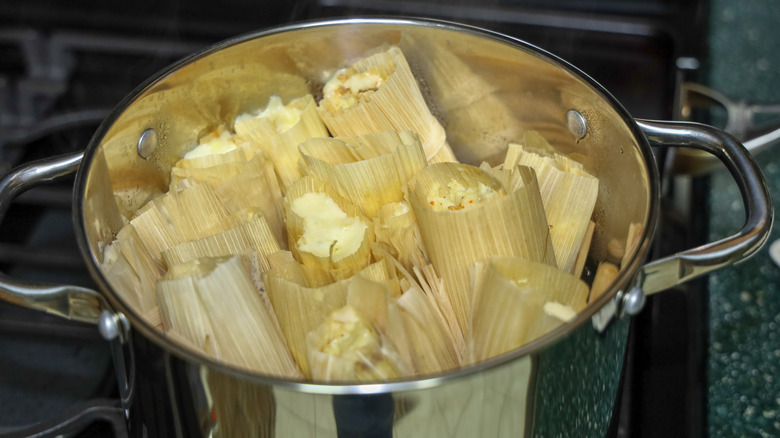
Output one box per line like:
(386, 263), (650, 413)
(0, 18), (772, 437)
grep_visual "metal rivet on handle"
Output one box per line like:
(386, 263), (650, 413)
(98, 310), (130, 342)
(137, 128), (158, 159)
(622, 286), (646, 316)
(566, 109), (587, 140)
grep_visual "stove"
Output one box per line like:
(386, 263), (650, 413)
(0, 1), (711, 436)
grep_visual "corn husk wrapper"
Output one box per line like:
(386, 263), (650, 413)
(300, 131), (427, 217)
(470, 256), (589, 363)
(372, 201), (427, 274)
(101, 225), (162, 319)
(408, 163), (556, 337)
(504, 139), (599, 274)
(161, 213), (280, 270)
(159, 256), (302, 378)
(283, 176), (373, 278)
(157, 275), (220, 357)
(317, 46), (456, 163)
(572, 220), (596, 280)
(622, 222), (643, 268)
(174, 132), (253, 169)
(234, 94), (329, 192)
(590, 261), (619, 303)
(265, 258), (396, 377)
(371, 244), (466, 361)
(394, 286), (461, 376)
(129, 182), (233, 268)
(306, 305), (408, 382)
(170, 144), (259, 192)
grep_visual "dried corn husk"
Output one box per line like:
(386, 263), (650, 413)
(470, 256), (589, 363)
(572, 220), (596, 279)
(394, 287), (461, 376)
(159, 256), (302, 378)
(408, 163), (555, 337)
(160, 213), (280, 270)
(317, 46), (456, 163)
(234, 94), (329, 192)
(590, 261), (619, 303)
(371, 244), (466, 360)
(265, 259), (395, 378)
(101, 225), (162, 317)
(299, 131), (427, 217)
(283, 176), (373, 277)
(213, 159), (286, 248)
(372, 201), (427, 274)
(504, 139), (599, 274)
(622, 222), (643, 268)
(306, 305), (407, 382)
(157, 275), (220, 357)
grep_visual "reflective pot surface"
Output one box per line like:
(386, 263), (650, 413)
(0, 18), (771, 437)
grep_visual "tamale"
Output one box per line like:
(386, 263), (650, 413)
(408, 162), (555, 337)
(157, 275), (220, 357)
(234, 94), (329, 192)
(101, 225), (163, 318)
(504, 139), (599, 274)
(316, 46), (456, 163)
(470, 256), (589, 362)
(299, 130), (427, 217)
(265, 260), (395, 378)
(306, 305), (407, 382)
(160, 256), (302, 378)
(283, 176), (373, 277)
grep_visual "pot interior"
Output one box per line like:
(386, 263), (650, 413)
(77, 18), (656, 384)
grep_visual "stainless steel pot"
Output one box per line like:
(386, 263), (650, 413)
(0, 18), (772, 437)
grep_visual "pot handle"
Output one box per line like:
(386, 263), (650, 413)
(636, 120), (773, 295)
(0, 151), (109, 324)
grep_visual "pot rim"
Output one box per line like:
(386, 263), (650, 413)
(73, 16), (660, 395)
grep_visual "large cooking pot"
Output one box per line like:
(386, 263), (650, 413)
(0, 18), (772, 437)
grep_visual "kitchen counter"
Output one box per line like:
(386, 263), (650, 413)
(706, 1), (780, 436)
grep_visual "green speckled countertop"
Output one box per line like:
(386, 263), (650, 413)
(706, 1), (780, 436)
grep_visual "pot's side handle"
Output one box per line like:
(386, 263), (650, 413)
(637, 120), (773, 295)
(0, 152), (108, 324)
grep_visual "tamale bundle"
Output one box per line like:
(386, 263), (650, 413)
(265, 259), (396, 378)
(407, 162), (556, 337)
(234, 94), (330, 192)
(306, 305), (408, 382)
(470, 256), (589, 363)
(316, 46), (457, 163)
(101, 225), (163, 323)
(283, 176), (373, 278)
(299, 130), (427, 217)
(158, 256), (302, 378)
(504, 136), (599, 274)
